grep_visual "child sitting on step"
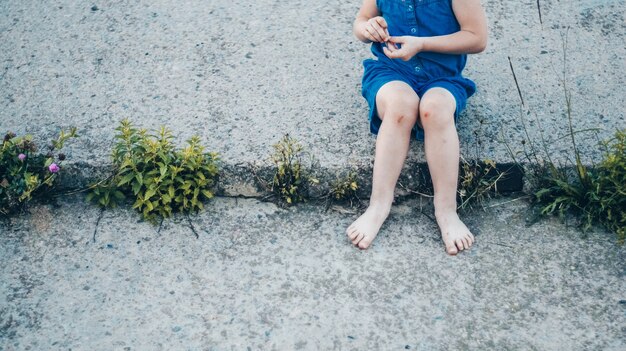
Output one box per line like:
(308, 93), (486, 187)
(346, 0), (488, 255)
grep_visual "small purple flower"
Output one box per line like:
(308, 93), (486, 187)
(18, 153), (26, 161)
(48, 163), (60, 173)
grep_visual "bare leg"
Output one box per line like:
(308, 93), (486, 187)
(346, 81), (419, 249)
(419, 88), (475, 255)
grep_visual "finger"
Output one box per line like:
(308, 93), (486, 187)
(383, 46), (401, 59)
(371, 23), (389, 42)
(362, 28), (377, 43)
(389, 36), (405, 44)
(375, 16), (388, 29)
(383, 43), (394, 53)
(365, 24), (383, 42)
(385, 41), (398, 52)
(370, 18), (389, 41)
(385, 47), (406, 60)
(382, 45), (394, 58)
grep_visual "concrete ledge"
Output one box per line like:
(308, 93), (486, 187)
(2, 0), (624, 199)
(56, 157), (525, 200)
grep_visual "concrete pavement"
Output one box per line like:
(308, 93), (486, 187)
(1, 195), (625, 350)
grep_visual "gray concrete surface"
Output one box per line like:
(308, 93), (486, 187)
(1, 0), (624, 196)
(1, 195), (625, 350)
(2, 2), (625, 350)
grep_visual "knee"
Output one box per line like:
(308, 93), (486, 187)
(419, 95), (455, 129)
(380, 95), (419, 128)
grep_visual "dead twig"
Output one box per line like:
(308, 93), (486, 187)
(508, 56), (525, 107)
(485, 195), (530, 208)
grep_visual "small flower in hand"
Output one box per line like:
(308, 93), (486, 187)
(18, 153), (26, 161)
(48, 163), (60, 173)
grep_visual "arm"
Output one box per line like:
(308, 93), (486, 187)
(353, 0), (390, 43)
(422, 0), (488, 54)
(383, 0), (488, 60)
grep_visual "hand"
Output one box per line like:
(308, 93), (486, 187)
(383, 36), (425, 61)
(360, 16), (390, 43)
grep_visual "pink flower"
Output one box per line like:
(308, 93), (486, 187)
(48, 163), (60, 173)
(18, 153), (26, 161)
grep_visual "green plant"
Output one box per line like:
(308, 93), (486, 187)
(457, 157), (504, 211)
(1, 128), (78, 215)
(535, 130), (626, 242)
(87, 119), (219, 223)
(326, 171), (361, 209)
(504, 32), (625, 242)
(596, 130), (626, 240)
(269, 134), (318, 205)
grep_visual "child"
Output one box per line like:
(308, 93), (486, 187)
(346, 0), (488, 255)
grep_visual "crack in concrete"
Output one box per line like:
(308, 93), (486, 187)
(484, 240), (515, 249)
(185, 214), (199, 239)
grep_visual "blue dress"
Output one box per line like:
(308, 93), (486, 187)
(361, 0), (477, 141)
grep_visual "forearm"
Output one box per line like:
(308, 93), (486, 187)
(421, 30), (487, 55)
(353, 16), (372, 43)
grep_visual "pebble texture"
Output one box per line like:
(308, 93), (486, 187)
(0, 0), (624, 195)
(0, 195), (625, 350)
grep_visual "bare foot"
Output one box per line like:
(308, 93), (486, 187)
(436, 211), (475, 255)
(346, 206), (389, 249)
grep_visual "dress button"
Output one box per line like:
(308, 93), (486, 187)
(411, 28), (417, 33)
(415, 66), (421, 72)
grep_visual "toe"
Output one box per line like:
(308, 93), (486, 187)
(358, 237), (371, 250)
(462, 237), (471, 249)
(455, 239), (465, 251)
(468, 231), (475, 243)
(466, 235), (474, 248)
(445, 241), (458, 255)
(347, 229), (358, 240)
(352, 232), (364, 245)
(349, 231), (358, 243)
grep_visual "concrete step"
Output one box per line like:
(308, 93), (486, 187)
(1, 0), (624, 197)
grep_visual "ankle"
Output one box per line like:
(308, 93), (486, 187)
(366, 202), (391, 218)
(434, 198), (457, 218)
(434, 208), (458, 219)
